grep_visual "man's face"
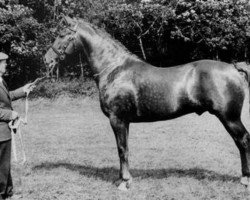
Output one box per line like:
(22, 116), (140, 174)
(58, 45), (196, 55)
(0, 60), (7, 75)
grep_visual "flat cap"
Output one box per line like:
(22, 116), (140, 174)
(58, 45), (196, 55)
(0, 52), (8, 60)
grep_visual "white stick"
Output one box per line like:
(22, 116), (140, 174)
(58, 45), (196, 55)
(18, 126), (26, 164)
(24, 96), (28, 124)
(11, 130), (17, 162)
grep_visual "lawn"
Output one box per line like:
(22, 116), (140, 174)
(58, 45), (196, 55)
(8, 95), (250, 200)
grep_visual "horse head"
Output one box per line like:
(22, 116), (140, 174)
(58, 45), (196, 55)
(44, 15), (135, 79)
(44, 15), (80, 75)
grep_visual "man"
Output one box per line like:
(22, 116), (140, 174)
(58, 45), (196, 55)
(0, 52), (34, 199)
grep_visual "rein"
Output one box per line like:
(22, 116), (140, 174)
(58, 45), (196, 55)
(93, 65), (118, 78)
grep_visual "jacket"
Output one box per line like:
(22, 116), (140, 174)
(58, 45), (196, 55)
(0, 80), (26, 141)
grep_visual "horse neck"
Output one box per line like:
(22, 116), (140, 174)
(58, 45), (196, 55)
(77, 27), (139, 82)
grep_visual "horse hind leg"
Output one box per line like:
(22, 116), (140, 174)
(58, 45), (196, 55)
(110, 115), (132, 191)
(219, 116), (250, 188)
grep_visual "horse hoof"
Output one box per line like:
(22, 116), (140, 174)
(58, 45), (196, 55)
(247, 185), (250, 192)
(116, 179), (132, 191)
(240, 176), (249, 186)
(118, 181), (128, 191)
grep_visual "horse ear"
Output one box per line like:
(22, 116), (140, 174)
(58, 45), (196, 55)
(64, 16), (74, 25)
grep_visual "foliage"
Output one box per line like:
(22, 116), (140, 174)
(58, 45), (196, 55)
(0, 2), (52, 88)
(1, 0), (250, 90)
(18, 0), (54, 23)
(30, 78), (97, 99)
(103, 2), (175, 65)
(170, 0), (250, 61)
(103, 0), (250, 65)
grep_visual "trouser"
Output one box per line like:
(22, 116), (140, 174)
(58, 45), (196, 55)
(0, 140), (13, 199)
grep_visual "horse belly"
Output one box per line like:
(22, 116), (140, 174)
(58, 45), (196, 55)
(102, 85), (186, 122)
(135, 84), (187, 121)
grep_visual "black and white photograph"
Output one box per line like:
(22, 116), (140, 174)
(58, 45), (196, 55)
(1, 0), (250, 199)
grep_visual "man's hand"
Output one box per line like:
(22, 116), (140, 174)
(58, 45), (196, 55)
(11, 111), (19, 120)
(23, 83), (36, 95)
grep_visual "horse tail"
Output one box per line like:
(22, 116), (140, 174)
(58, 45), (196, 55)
(234, 62), (250, 113)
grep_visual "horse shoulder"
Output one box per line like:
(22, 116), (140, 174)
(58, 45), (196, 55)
(99, 69), (139, 118)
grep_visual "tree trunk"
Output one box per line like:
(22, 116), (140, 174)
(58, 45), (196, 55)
(245, 47), (247, 61)
(216, 50), (219, 61)
(56, 67), (59, 81)
(54, 0), (57, 21)
(79, 53), (84, 78)
(138, 37), (147, 60)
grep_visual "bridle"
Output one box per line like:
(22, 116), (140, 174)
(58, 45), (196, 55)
(47, 21), (89, 77)
(50, 24), (79, 61)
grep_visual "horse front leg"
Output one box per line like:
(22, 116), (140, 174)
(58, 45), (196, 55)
(110, 115), (132, 191)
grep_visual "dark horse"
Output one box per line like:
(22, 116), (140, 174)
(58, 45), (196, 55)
(44, 16), (250, 191)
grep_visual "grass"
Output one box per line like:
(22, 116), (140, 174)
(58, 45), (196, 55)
(8, 95), (250, 200)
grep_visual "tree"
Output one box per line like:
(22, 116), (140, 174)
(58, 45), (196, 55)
(1, 0), (250, 86)
(169, 0), (250, 61)
(0, 2), (51, 88)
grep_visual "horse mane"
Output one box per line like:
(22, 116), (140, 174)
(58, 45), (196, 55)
(71, 18), (142, 77)
(76, 18), (140, 60)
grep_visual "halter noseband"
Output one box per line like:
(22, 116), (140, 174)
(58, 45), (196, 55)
(50, 24), (79, 61)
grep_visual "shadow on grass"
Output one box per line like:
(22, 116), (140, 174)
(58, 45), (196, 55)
(32, 162), (239, 183)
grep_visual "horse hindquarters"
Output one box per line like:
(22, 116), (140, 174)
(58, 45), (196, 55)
(214, 83), (250, 187)
(196, 65), (250, 187)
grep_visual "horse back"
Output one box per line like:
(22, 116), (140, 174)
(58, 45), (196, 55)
(100, 59), (245, 122)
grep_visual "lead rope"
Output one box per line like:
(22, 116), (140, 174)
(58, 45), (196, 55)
(9, 93), (29, 165)
(9, 77), (46, 165)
